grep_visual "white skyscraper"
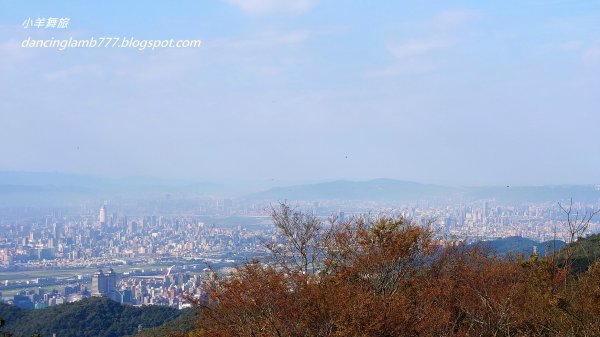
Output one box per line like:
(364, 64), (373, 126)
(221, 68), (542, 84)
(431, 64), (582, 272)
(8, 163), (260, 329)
(99, 205), (107, 224)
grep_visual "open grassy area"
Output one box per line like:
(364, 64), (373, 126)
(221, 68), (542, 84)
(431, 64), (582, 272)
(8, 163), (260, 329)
(1, 283), (91, 296)
(0, 269), (92, 281)
(0, 264), (176, 283)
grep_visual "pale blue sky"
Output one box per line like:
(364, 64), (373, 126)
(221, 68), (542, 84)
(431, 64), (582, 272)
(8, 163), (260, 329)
(0, 0), (599, 186)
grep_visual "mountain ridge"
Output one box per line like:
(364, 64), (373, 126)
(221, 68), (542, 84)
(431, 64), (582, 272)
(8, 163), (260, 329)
(244, 179), (600, 203)
(0, 171), (598, 205)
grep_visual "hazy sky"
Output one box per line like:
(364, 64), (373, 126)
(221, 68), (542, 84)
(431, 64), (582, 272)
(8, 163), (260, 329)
(0, 1), (599, 186)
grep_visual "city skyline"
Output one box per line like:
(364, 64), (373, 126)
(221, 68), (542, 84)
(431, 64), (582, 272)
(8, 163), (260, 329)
(3, 195), (598, 309)
(2, 2), (600, 336)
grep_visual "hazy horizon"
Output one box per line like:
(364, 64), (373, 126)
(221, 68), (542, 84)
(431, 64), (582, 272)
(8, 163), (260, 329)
(0, 169), (598, 189)
(1, 1), (599, 186)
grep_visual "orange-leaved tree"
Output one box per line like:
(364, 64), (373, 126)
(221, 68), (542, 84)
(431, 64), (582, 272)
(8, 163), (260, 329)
(188, 203), (600, 337)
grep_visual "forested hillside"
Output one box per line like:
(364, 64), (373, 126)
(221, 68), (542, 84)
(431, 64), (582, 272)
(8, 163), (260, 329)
(0, 297), (182, 337)
(182, 204), (600, 336)
(3, 206), (599, 337)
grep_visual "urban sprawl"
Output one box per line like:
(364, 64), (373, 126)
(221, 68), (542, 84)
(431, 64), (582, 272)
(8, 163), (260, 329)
(1, 198), (599, 310)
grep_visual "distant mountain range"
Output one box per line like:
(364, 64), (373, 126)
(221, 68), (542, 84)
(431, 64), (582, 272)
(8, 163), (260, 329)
(0, 171), (598, 207)
(244, 178), (461, 201)
(0, 171), (225, 207)
(245, 179), (600, 203)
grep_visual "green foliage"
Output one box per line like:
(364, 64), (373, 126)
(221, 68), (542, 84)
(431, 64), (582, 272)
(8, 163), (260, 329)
(127, 309), (196, 337)
(0, 315), (10, 337)
(560, 233), (600, 273)
(0, 297), (182, 337)
(478, 236), (566, 256)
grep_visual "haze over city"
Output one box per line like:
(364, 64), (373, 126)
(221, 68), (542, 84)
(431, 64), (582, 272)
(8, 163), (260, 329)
(1, 0), (599, 186)
(4, 2), (600, 337)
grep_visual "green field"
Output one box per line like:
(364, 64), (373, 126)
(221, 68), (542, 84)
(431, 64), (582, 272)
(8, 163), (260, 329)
(0, 264), (176, 281)
(1, 283), (91, 296)
(0, 264), (180, 297)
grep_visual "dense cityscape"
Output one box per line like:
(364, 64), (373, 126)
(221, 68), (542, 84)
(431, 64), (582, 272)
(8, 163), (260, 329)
(3, 0), (600, 335)
(1, 196), (599, 310)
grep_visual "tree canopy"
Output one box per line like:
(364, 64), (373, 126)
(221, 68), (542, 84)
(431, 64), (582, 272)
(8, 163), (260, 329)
(0, 297), (182, 337)
(188, 203), (600, 337)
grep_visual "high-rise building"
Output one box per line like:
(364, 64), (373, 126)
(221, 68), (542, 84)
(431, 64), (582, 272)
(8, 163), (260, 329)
(99, 205), (107, 224)
(223, 199), (233, 214)
(91, 268), (118, 298)
(52, 222), (63, 239)
(339, 211), (346, 223)
(91, 270), (107, 296)
(483, 201), (490, 225)
(127, 221), (137, 235)
(106, 268), (117, 293)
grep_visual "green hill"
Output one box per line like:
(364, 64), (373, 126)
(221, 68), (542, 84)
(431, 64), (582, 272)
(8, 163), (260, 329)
(128, 308), (196, 337)
(560, 233), (600, 274)
(0, 297), (182, 337)
(476, 236), (566, 256)
(476, 234), (600, 273)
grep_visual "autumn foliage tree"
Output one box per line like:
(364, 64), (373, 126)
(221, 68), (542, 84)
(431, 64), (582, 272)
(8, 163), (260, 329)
(188, 203), (600, 337)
